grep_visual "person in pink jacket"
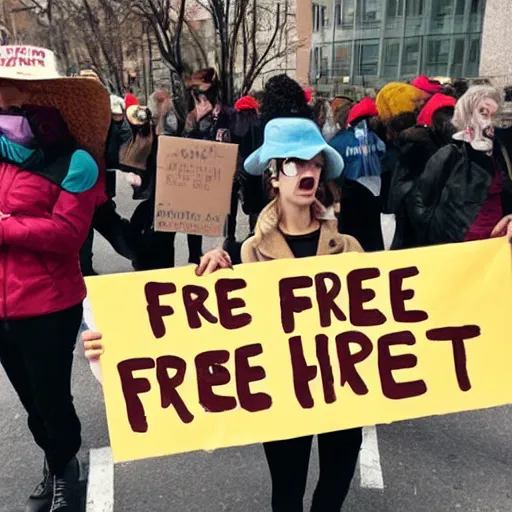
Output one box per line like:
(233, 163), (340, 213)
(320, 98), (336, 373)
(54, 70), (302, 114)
(0, 46), (110, 512)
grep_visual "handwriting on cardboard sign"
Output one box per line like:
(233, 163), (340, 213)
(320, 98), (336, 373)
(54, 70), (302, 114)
(155, 137), (238, 237)
(119, 266), (479, 432)
(0, 46), (47, 67)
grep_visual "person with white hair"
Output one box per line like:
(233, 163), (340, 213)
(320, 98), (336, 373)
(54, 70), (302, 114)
(407, 85), (512, 245)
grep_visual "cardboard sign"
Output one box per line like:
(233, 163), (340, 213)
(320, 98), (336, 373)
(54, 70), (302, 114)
(154, 137), (238, 236)
(86, 238), (512, 463)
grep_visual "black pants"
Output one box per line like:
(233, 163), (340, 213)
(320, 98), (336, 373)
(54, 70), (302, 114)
(0, 304), (83, 477)
(263, 428), (362, 512)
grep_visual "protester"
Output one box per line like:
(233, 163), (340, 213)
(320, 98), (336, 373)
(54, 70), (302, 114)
(330, 97), (387, 251)
(411, 75), (443, 96)
(388, 93), (456, 249)
(331, 96), (354, 134)
(228, 95), (262, 239)
(79, 90), (134, 276)
(0, 46), (110, 511)
(408, 85), (512, 245)
(313, 98), (337, 141)
(148, 88), (184, 137)
(82, 116), (362, 512)
(236, 74), (315, 244)
(183, 68), (233, 264)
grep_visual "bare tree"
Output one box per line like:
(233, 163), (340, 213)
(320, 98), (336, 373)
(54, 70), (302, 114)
(119, 0), (295, 104)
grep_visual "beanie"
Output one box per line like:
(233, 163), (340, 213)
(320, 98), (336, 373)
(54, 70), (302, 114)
(125, 93), (139, 110)
(235, 95), (260, 111)
(347, 97), (378, 126)
(417, 93), (456, 126)
(412, 75), (443, 95)
(376, 83), (429, 121)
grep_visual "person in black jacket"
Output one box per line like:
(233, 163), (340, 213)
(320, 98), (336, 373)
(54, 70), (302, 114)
(407, 85), (512, 246)
(389, 93), (456, 249)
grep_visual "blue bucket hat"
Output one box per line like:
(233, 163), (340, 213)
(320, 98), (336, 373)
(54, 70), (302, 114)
(244, 117), (344, 180)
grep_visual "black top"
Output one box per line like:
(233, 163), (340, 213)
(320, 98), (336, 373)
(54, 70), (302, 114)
(283, 229), (321, 258)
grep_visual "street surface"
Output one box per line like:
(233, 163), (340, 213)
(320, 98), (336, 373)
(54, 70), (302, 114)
(1, 176), (512, 512)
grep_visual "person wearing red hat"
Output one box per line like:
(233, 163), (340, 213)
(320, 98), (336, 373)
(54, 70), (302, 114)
(330, 97), (386, 252)
(225, 95), (262, 245)
(124, 93), (139, 110)
(388, 93), (456, 249)
(411, 75), (443, 96)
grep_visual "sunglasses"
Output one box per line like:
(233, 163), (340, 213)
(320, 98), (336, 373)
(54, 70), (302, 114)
(280, 158), (323, 178)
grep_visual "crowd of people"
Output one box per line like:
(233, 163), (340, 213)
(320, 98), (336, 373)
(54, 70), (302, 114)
(1, 41), (512, 512)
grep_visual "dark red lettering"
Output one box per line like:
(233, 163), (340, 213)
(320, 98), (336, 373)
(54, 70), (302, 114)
(335, 331), (373, 395)
(389, 267), (428, 323)
(289, 335), (318, 408)
(183, 285), (218, 329)
(279, 276), (314, 334)
(215, 278), (252, 330)
(235, 344), (272, 412)
(315, 272), (346, 328)
(426, 326), (480, 392)
(316, 334), (336, 404)
(145, 282), (176, 339)
(378, 331), (427, 399)
(347, 268), (386, 326)
(195, 350), (236, 412)
(156, 356), (194, 424)
(118, 358), (155, 433)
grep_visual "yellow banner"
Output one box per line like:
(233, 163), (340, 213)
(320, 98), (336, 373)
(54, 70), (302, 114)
(87, 238), (512, 463)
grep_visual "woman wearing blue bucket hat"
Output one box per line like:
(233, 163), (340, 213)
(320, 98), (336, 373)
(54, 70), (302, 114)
(82, 116), (364, 511)
(196, 117), (365, 510)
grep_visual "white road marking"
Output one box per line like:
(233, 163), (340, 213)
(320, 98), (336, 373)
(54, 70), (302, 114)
(86, 447), (114, 512)
(359, 426), (384, 489)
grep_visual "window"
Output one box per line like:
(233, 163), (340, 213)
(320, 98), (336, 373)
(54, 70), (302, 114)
(467, 37), (481, 76)
(387, 0), (404, 17)
(361, 0), (379, 21)
(406, 0), (424, 16)
(313, 3), (320, 32)
(450, 38), (465, 77)
(335, 0), (342, 27)
(342, 0), (355, 27)
(333, 42), (351, 76)
(321, 6), (328, 28)
(431, 0), (453, 16)
(426, 38), (450, 76)
(455, 0), (465, 15)
(471, 0), (484, 13)
(356, 41), (379, 76)
(402, 38), (420, 75)
(383, 39), (400, 78)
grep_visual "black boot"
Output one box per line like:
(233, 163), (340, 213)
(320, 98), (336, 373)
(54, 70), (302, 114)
(49, 457), (80, 512)
(25, 459), (53, 512)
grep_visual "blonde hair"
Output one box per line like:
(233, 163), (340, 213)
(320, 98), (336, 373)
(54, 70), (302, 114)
(451, 85), (502, 130)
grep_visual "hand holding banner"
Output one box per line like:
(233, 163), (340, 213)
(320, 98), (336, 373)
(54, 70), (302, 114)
(87, 238), (512, 463)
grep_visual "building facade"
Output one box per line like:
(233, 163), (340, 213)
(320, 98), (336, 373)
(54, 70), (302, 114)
(311, 0), (486, 87)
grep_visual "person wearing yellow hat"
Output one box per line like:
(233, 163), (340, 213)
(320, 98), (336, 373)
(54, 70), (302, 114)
(376, 82), (429, 121)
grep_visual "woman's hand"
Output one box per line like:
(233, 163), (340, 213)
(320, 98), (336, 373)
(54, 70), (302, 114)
(82, 330), (104, 361)
(196, 248), (232, 276)
(491, 215), (512, 242)
(194, 94), (213, 121)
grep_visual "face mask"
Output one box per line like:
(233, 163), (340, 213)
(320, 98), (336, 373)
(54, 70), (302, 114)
(0, 113), (35, 147)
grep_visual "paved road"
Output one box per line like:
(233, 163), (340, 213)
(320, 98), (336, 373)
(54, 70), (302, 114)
(1, 177), (512, 512)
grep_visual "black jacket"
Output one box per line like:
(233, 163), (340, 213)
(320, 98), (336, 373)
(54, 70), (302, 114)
(406, 136), (512, 246)
(389, 126), (448, 249)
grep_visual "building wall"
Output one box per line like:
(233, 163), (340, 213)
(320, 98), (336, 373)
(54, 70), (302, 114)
(311, 0), (486, 88)
(480, 0), (512, 85)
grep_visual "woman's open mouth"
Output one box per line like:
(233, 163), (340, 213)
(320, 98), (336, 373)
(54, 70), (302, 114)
(298, 177), (315, 191)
